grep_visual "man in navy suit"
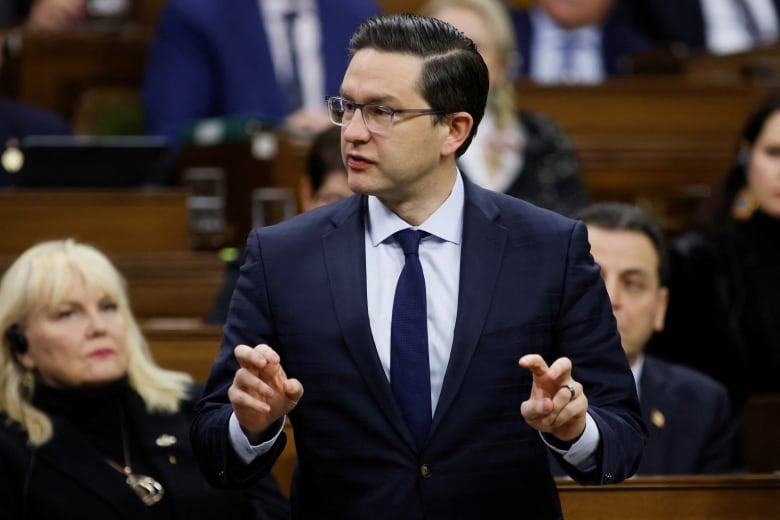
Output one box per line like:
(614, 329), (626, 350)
(191, 14), (646, 519)
(511, 0), (650, 84)
(574, 202), (740, 475)
(142, 0), (379, 150)
(615, 0), (780, 55)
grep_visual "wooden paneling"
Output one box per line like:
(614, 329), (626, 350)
(0, 189), (190, 254)
(144, 318), (222, 382)
(744, 394), (780, 473)
(556, 474), (780, 520)
(7, 28), (150, 121)
(516, 77), (774, 231)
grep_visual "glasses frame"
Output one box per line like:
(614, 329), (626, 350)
(326, 96), (448, 134)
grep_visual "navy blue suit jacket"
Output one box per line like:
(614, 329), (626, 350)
(142, 0), (378, 147)
(614, 0), (780, 52)
(638, 355), (739, 475)
(512, 8), (650, 78)
(191, 177), (646, 519)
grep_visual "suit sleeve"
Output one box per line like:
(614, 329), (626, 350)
(552, 220), (647, 484)
(190, 230), (288, 488)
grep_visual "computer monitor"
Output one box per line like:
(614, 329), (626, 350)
(14, 135), (171, 188)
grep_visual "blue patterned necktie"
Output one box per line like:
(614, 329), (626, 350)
(390, 229), (431, 448)
(283, 10), (303, 111)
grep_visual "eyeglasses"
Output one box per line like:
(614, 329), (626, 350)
(326, 96), (448, 134)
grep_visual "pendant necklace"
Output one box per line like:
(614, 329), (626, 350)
(105, 410), (165, 506)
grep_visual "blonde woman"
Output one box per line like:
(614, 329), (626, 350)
(421, 0), (589, 216)
(0, 239), (289, 519)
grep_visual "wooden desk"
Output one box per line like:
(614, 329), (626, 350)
(556, 474), (780, 520)
(0, 189), (190, 254)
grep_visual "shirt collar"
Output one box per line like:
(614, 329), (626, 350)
(632, 353), (644, 398)
(367, 171), (464, 246)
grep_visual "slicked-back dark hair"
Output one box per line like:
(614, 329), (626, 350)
(348, 13), (489, 157)
(574, 202), (670, 286)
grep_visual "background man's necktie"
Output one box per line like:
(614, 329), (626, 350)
(734, 0), (768, 44)
(390, 229), (431, 448)
(283, 10), (303, 111)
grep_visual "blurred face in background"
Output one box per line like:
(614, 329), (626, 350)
(745, 110), (780, 218)
(18, 272), (128, 388)
(537, 0), (616, 30)
(586, 226), (668, 366)
(304, 170), (352, 210)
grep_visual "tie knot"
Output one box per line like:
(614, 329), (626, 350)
(395, 229), (425, 256)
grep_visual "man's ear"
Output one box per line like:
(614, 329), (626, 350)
(653, 286), (670, 332)
(440, 112), (473, 158)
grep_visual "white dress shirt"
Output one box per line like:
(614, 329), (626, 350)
(458, 111), (525, 193)
(702, 0), (779, 55)
(257, 0), (325, 110)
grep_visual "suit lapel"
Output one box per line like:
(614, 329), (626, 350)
(322, 197), (413, 445)
(432, 183), (508, 433)
(639, 357), (674, 473)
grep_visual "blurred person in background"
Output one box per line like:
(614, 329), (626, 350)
(421, 0), (589, 216)
(574, 202), (741, 475)
(511, 0), (650, 84)
(0, 239), (290, 519)
(142, 0), (379, 152)
(649, 94), (780, 417)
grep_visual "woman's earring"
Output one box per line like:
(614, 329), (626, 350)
(732, 189), (759, 220)
(21, 369), (35, 398)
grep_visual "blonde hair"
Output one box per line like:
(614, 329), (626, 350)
(0, 239), (193, 446)
(420, 0), (520, 130)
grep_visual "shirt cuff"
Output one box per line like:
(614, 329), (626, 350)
(542, 412), (600, 470)
(228, 412), (286, 464)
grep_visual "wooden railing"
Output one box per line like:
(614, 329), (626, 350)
(556, 474), (780, 520)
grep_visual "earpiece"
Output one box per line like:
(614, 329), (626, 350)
(737, 148), (750, 169)
(5, 325), (28, 354)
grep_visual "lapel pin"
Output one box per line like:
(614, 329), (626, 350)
(155, 434), (177, 447)
(650, 408), (666, 429)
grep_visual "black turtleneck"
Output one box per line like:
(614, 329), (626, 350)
(734, 210), (780, 394)
(32, 376), (129, 463)
(31, 376), (173, 517)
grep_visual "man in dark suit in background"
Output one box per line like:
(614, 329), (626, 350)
(191, 13), (645, 519)
(574, 202), (740, 475)
(615, 0), (780, 55)
(511, 0), (650, 84)
(142, 0), (379, 151)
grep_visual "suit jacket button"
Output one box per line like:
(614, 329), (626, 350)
(420, 464), (432, 478)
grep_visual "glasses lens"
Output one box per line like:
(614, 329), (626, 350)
(363, 105), (393, 133)
(328, 97), (346, 125)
